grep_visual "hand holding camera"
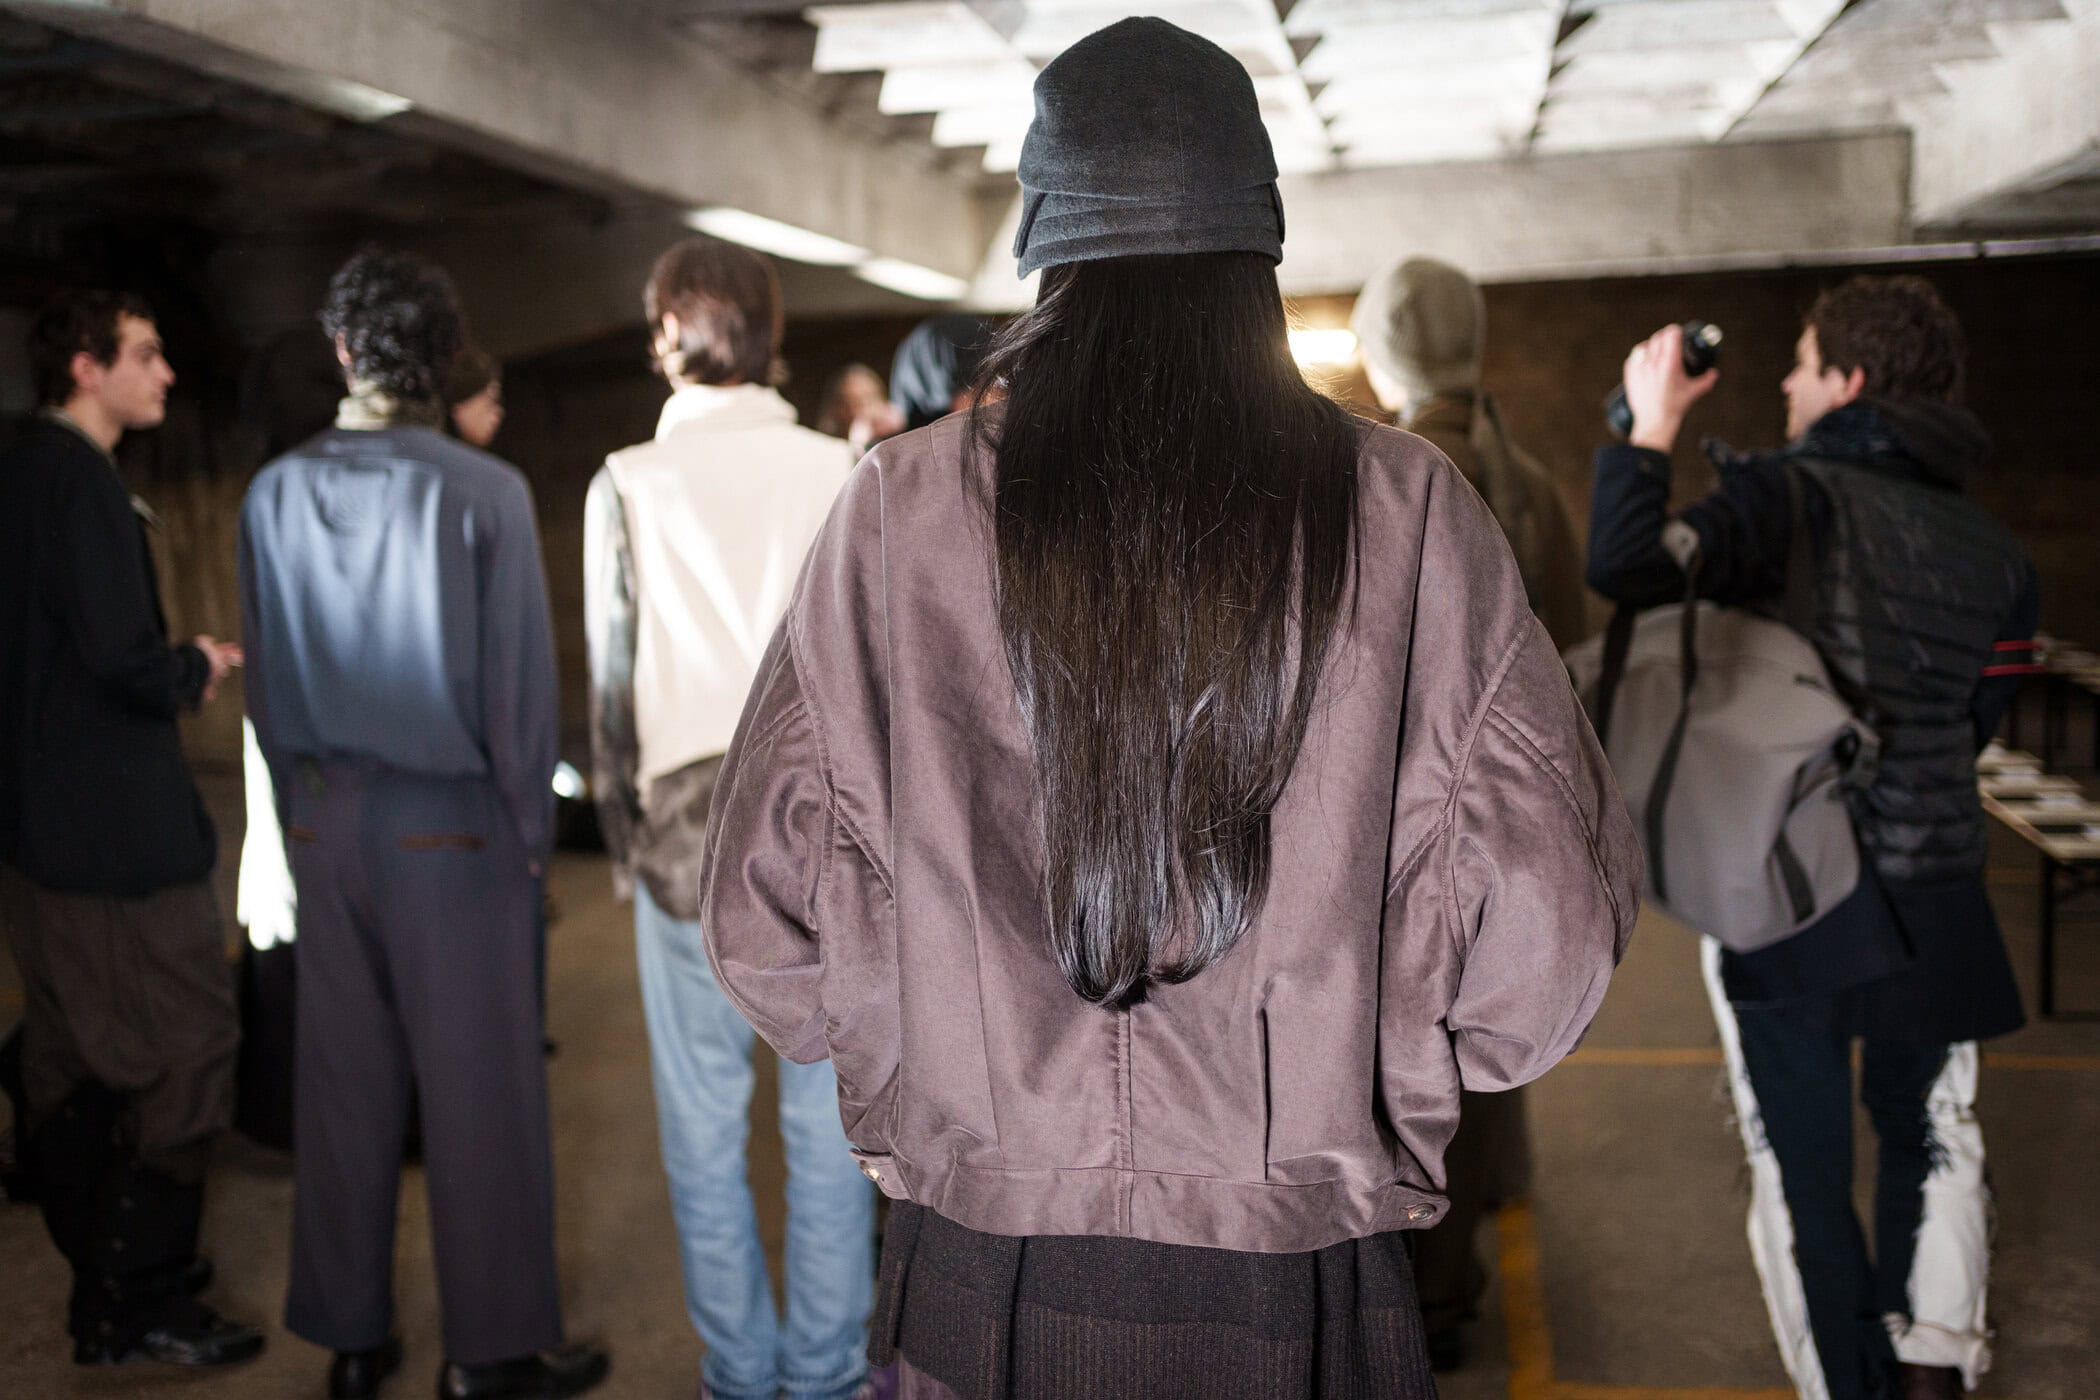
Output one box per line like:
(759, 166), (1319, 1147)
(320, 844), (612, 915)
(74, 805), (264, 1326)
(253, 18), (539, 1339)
(1607, 321), (1722, 454)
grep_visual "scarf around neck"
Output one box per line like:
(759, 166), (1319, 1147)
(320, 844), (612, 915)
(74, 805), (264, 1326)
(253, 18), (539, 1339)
(335, 378), (445, 431)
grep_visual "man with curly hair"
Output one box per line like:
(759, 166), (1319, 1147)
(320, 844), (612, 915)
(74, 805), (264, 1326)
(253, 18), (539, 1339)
(239, 249), (608, 1400)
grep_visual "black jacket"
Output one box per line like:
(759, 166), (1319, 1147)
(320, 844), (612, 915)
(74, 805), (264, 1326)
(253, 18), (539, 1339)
(1586, 399), (2036, 1043)
(0, 415), (214, 896)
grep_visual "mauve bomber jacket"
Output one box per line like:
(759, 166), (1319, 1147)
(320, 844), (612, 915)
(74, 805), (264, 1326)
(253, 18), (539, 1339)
(699, 411), (1641, 1256)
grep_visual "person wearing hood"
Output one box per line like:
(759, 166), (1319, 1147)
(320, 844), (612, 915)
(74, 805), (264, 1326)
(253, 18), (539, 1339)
(1351, 256), (1585, 1373)
(1352, 257), (1588, 652)
(1588, 275), (2039, 1400)
(888, 313), (993, 433)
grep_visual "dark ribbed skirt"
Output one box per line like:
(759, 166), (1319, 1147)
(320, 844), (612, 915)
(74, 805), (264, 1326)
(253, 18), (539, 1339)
(870, 1201), (1438, 1400)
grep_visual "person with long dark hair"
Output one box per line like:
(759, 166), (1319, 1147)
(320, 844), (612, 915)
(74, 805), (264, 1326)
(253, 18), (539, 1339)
(699, 19), (1640, 1399)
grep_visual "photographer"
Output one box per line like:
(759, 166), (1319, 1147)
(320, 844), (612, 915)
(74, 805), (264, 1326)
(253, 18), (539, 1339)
(1586, 276), (2037, 1400)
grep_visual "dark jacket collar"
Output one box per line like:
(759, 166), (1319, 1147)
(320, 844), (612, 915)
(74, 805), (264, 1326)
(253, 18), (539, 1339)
(1708, 397), (1990, 491)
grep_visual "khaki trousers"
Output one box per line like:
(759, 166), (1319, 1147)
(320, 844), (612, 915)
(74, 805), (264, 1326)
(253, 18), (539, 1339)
(0, 865), (236, 1179)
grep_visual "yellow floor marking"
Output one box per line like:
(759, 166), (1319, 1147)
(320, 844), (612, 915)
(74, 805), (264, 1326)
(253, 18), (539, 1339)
(1496, 1201), (1556, 1400)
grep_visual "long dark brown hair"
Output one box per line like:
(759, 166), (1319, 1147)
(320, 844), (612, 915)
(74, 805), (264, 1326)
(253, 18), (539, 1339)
(967, 252), (1362, 1007)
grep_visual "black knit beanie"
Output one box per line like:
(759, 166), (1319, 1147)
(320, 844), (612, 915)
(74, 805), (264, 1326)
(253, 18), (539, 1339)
(1012, 16), (1284, 278)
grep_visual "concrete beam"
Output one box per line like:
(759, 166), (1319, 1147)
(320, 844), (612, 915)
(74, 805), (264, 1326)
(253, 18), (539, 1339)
(204, 211), (943, 363)
(969, 131), (1911, 307)
(13, 0), (991, 280)
(1904, 0), (2100, 232)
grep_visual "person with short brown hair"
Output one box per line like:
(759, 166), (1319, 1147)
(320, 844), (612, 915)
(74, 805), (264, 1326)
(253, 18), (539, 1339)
(1588, 273), (2037, 1400)
(1, 290), (259, 1370)
(586, 234), (877, 1400)
(645, 235), (786, 388)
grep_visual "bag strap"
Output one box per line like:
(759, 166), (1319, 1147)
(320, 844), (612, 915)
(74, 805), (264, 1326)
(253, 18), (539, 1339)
(1592, 603), (1637, 747)
(1780, 463), (1816, 637)
(1643, 547), (1704, 907)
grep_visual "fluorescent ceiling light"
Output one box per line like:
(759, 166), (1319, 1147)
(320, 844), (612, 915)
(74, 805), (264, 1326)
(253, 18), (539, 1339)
(931, 105), (1033, 149)
(1288, 328), (1358, 367)
(807, 2), (1010, 72)
(682, 208), (867, 267)
(857, 258), (970, 301)
(329, 79), (413, 122)
(1285, 0), (1552, 36)
(878, 62), (1036, 116)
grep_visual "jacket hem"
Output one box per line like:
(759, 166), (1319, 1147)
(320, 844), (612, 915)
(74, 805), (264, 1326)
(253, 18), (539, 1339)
(881, 1152), (1448, 1254)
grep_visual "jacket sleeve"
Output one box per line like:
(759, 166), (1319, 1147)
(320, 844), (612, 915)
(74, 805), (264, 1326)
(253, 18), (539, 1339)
(698, 622), (836, 1064)
(1585, 443), (1791, 608)
(582, 465), (642, 896)
(1442, 620), (1642, 1091)
(55, 465), (207, 717)
(479, 474), (560, 865)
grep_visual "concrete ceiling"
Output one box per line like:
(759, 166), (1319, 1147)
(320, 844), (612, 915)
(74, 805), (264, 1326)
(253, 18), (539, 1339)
(661, 0), (2072, 173)
(4, 0), (2098, 330)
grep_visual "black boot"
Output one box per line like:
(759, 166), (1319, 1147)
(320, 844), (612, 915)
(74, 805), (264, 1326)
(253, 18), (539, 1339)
(69, 1163), (264, 1368)
(26, 1082), (124, 1340)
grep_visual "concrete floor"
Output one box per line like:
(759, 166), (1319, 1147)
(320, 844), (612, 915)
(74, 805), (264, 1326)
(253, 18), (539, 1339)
(3, 766), (2098, 1399)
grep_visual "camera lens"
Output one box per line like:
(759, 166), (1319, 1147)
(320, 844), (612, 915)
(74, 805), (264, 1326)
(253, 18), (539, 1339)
(1604, 321), (1724, 439)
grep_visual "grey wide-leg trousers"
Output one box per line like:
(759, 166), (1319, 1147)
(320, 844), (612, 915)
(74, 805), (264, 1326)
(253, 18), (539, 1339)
(281, 760), (562, 1366)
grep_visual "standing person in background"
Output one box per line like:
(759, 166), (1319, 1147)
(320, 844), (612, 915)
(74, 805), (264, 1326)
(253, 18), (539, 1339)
(698, 19), (1640, 1399)
(1587, 276), (2037, 1400)
(1350, 254), (1590, 1371)
(0, 291), (260, 1369)
(888, 313), (993, 432)
(817, 362), (905, 458)
(1353, 257), (1588, 653)
(445, 344), (506, 449)
(585, 235), (881, 1400)
(241, 248), (608, 1400)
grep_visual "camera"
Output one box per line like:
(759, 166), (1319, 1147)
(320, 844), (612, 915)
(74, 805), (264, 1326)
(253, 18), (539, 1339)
(1605, 321), (1723, 438)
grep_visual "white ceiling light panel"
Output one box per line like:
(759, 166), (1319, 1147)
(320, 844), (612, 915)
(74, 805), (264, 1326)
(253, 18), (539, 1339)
(1299, 10), (1557, 82)
(930, 104), (1035, 149)
(1328, 102), (1535, 147)
(1010, 0), (1292, 70)
(877, 61), (1038, 116)
(805, 2), (1012, 73)
(856, 257), (971, 300)
(980, 136), (1025, 173)
(1549, 44), (1790, 97)
(1559, 0), (1799, 56)
(682, 208), (868, 266)
(1284, 0), (1555, 37)
(1313, 56), (1546, 114)
(1338, 112), (1525, 165)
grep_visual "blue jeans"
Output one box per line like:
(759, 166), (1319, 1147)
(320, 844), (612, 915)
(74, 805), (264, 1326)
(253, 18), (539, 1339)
(635, 886), (875, 1400)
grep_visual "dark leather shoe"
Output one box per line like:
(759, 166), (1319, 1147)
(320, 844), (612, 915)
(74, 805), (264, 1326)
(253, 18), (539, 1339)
(332, 1337), (405, 1398)
(1897, 1363), (1963, 1400)
(437, 1343), (609, 1399)
(74, 1309), (265, 1367)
